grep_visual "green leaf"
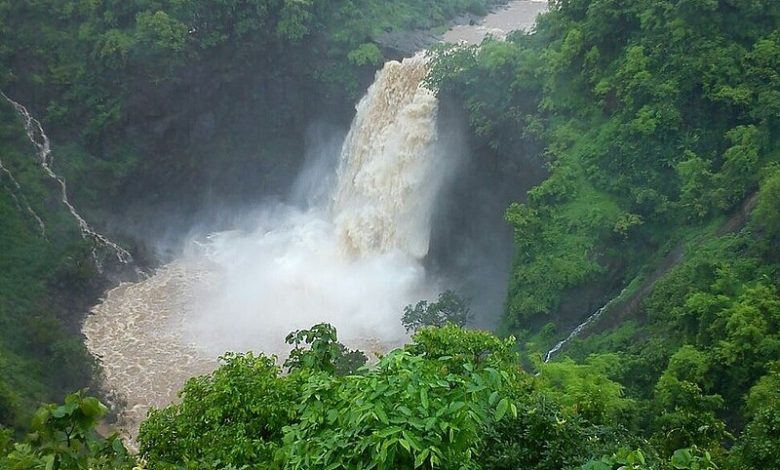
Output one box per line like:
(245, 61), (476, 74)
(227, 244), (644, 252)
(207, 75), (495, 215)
(32, 408), (51, 430)
(52, 405), (70, 418)
(671, 448), (693, 468)
(402, 431), (423, 451)
(414, 448), (431, 468)
(399, 438), (411, 453)
(495, 398), (509, 421)
(582, 462), (612, 470)
(112, 437), (125, 454)
(80, 397), (106, 419)
(375, 406), (389, 424)
(374, 426), (403, 438)
(449, 401), (466, 413)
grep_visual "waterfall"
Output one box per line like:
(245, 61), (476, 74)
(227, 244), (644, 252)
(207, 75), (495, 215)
(1, 91), (132, 267)
(333, 53), (440, 258)
(84, 54), (448, 439)
(0, 157), (46, 236)
(544, 288), (628, 362)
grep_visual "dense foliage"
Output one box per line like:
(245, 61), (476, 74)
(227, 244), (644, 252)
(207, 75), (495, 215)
(0, 325), (723, 469)
(430, 0), (778, 328)
(137, 326), (526, 469)
(1, 0), (505, 137)
(134, 325), (710, 469)
(0, 391), (135, 469)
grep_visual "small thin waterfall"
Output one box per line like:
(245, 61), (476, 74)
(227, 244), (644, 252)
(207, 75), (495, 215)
(544, 288), (628, 362)
(1, 91), (132, 268)
(0, 157), (46, 236)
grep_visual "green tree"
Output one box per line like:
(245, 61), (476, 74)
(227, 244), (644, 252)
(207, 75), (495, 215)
(284, 323), (367, 375)
(751, 168), (780, 242)
(728, 364), (780, 469)
(139, 352), (298, 468)
(402, 290), (473, 332)
(536, 355), (633, 426)
(651, 353), (727, 457)
(140, 325), (644, 469)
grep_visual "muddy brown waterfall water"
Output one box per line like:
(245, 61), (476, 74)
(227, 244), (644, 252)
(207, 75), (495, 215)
(84, 53), (445, 441)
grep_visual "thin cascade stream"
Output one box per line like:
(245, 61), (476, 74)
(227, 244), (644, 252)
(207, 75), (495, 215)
(544, 288), (628, 362)
(1, 91), (132, 268)
(0, 156), (46, 236)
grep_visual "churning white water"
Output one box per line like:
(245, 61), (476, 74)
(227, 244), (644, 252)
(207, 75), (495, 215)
(84, 53), (450, 436)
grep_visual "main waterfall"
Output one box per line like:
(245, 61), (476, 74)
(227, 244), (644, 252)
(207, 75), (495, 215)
(84, 54), (449, 437)
(333, 55), (440, 258)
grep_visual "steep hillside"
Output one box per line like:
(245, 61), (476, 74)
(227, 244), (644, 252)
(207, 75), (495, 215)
(429, 0), (779, 465)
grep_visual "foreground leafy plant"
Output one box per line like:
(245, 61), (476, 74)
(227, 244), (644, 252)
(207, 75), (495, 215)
(0, 391), (136, 469)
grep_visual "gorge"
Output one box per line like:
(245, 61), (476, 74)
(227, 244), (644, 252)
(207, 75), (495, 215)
(2, 1), (778, 468)
(83, 2), (547, 438)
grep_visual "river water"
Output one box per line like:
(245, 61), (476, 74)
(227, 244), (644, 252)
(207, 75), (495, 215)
(443, 0), (547, 44)
(83, 1), (548, 443)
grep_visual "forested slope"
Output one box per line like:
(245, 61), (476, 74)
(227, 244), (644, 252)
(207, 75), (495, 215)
(430, 0), (778, 334)
(0, 101), (103, 428)
(1, 0), (505, 217)
(428, 0), (780, 466)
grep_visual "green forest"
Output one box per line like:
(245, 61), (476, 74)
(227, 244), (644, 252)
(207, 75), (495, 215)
(1, 0), (779, 469)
